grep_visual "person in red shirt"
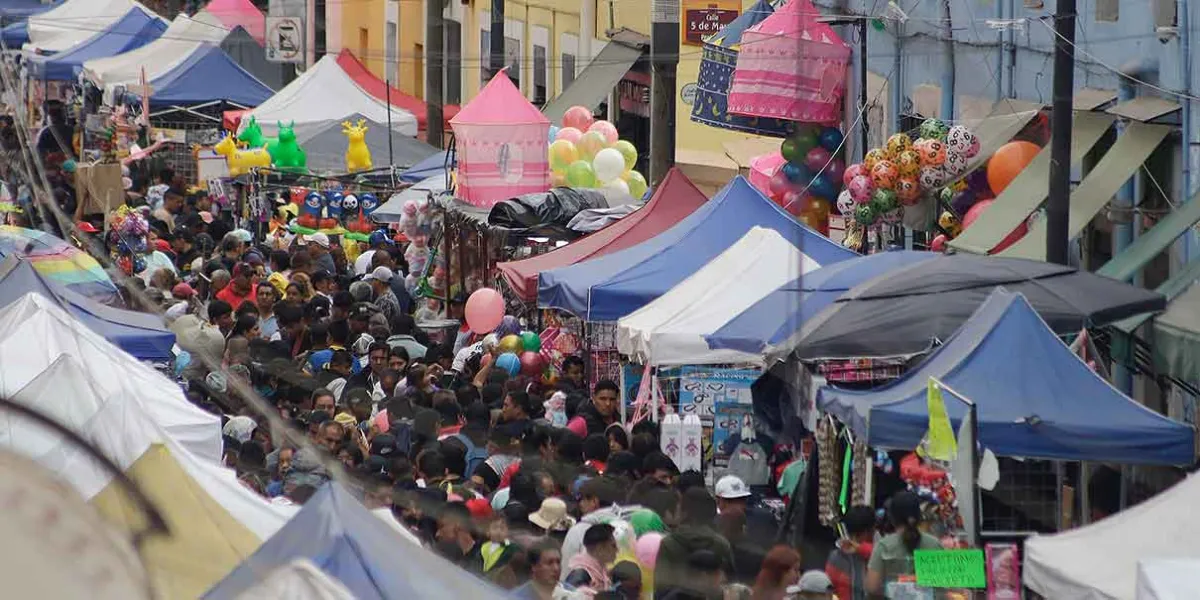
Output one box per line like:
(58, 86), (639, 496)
(216, 263), (258, 310)
(825, 505), (876, 600)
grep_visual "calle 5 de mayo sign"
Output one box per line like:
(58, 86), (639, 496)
(683, 0), (740, 46)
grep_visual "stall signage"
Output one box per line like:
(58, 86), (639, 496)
(683, 0), (740, 46)
(913, 549), (987, 589)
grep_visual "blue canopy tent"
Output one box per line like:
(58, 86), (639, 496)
(399, 150), (451, 184)
(706, 250), (937, 354)
(818, 289), (1195, 465)
(204, 483), (509, 600)
(538, 176), (857, 321)
(0, 20), (26, 47)
(26, 5), (165, 81)
(147, 43), (274, 110)
(0, 256), (175, 361)
(0, 0), (58, 21)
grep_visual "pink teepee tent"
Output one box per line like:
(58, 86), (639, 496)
(204, 0), (265, 45)
(450, 71), (551, 207)
(727, 0), (851, 124)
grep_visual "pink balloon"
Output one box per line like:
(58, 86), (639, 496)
(842, 163), (864, 186)
(555, 127), (583, 144)
(562, 106), (594, 131)
(769, 171), (792, 197)
(848, 175), (874, 204)
(465, 288), (505, 334)
(962, 199), (992, 230)
(930, 234), (947, 252)
(588, 120), (619, 145)
(825, 158), (846, 187)
(781, 190), (811, 214)
(635, 533), (664, 570)
(804, 147), (833, 173)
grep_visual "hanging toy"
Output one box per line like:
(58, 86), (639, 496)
(324, 191), (345, 230)
(271, 121), (308, 172)
(214, 133), (271, 177)
(342, 119), (373, 172)
(359, 193), (379, 219)
(297, 191), (323, 228)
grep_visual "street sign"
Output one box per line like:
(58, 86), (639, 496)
(265, 16), (304, 63)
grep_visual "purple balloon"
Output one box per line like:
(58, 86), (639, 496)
(950, 190), (979, 216)
(966, 169), (990, 194)
(824, 158), (846, 188)
(804, 147), (833, 173)
(494, 315), (521, 337)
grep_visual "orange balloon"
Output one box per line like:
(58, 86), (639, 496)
(987, 141), (1041, 195)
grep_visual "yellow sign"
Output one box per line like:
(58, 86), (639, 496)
(682, 0), (740, 46)
(919, 379), (958, 461)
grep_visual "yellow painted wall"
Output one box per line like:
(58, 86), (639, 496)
(398, 1), (424, 97)
(339, 0), (386, 77)
(464, 0), (580, 102)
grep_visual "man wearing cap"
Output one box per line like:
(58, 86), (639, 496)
(303, 232), (337, 273)
(311, 269), (336, 302)
(171, 228), (199, 274)
(788, 570), (835, 599)
(365, 266), (403, 325)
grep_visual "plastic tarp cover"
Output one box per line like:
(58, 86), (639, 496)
(297, 113), (440, 174)
(26, 0), (132, 52)
(0, 20), (27, 47)
(538, 176), (856, 322)
(372, 176), (449, 223)
(148, 43), (274, 108)
(203, 0), (264, 45)
(0, 257), (174, 361)
(618, 227), (818, 365)
(0, 0), (60, 19)
(1024, 475), (1200, 600)
(1136, 560), (1200, 600)
(240, 54), (418, 137)
(234, 559), (356, 600)
(204, 483), (511, 600)
(84, 10), (228, 93)
(398, 150), (451, 184)
(1153, 281), (1200, 381)
(498, 168), (708, 302)
(818, 289), (1194, 465)
(221, 26), (284, 90)
(487, 187), (615, 238)
(27, 6), (166, 81)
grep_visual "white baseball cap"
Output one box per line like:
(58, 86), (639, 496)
(302, 232), (330, 248)
(789, 570), (834, 594)
(715, 475), (751, 499)
(364, 266), (394, 283)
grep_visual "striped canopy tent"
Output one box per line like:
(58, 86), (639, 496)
(0, 226), (118, 304)
(690, 0), (794, 137)
(728, 0), (850, 124)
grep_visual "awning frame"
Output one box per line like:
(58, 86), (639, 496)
(541, 40), (644, 124)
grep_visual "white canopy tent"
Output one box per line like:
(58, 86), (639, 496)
(617, 226), (817, 366)
(0, 293), (222, 463)
(233, 559), (356, 600)
(1025, 473), (1200, 600)
(83, 10), (227, 96)
(25, 0), (138, 53)
(1137, 560), (1200, 600)
(239, 54), (418, 137)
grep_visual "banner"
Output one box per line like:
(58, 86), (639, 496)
(678, 366), (759, 468)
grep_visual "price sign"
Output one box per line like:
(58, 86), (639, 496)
(678, 366), (759, 423)
(913, 549), (987, 589)
(683, 0), (740, 46)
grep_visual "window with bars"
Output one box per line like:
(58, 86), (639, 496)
(505, 37), (520, 87)
(533, 45), (547, 105)
(562, 53), (576, 89)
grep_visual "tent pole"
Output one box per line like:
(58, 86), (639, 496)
(386, 78), (394, 167)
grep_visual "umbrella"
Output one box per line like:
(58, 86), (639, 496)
(775, 253), (1167, 361)
(0, 226), (118, 304)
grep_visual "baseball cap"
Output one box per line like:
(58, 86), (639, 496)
(370, 433), (397, 457)
(364, 266), (394, 283)
(348, 303), (376, 321)
(76, 221), (99, 233)
(368, 230), (394, 246)
(303, 232), (330, 248)
(715, 474), (751, 499)
(792, 570), (834, 594)
(311, 269), (334, 285)
(172, 282), (197, 299)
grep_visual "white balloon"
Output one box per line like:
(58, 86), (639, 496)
(593, 148), (626, 183)
(604, 178), (631, 196)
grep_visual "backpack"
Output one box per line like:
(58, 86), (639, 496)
(453, 433), (489, 478)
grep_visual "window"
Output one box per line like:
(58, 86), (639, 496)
(1095, 0), (1118, 22)
(481, 29), (490, 87)
(562, 53), (576, 89)
(505, 36), (520, 88)
(1153, 0), (1177, 28)
(386, 22), (398, 84)
(313, 0), (327, 60)
(359, 27), (369, 62)
(533, 45), (547, 105)
(445, 21), (462, 104)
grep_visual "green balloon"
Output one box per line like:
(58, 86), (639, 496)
(780, 138), (803, 164)
(854, 203), (878, 225)
(613, 140), (639, 171)
(870, 188), (899, 213)
(919, 118), (949, 141)
(626, 170), (648, 199)
(937, 186), (954, 204)
(790, 129), (819, 158)
(520, 331), (542, 352)
(566, 160), (597, 188)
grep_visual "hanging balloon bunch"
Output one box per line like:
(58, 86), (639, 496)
(836, 118), (980, 227)
(927, 138), (1041, 253)
(548, 105), (649, 200)
(766, 125), (845, 234)
(106, 205), (150, 276)
(464, 288), (549, 378)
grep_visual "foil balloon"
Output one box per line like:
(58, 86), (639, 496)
(825, 157), (846, 185)
(520, 331), (542, 352)
(818, 127), (844, 152)
(498, 334), (524, 355)
(804, 147), (832, 173)
(496, 315), (522, 337)
(495, 352), (521, 377)
(519, 351), (545, 376)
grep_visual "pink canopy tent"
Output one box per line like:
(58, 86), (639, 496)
(204, 0), (265, 45)
(727, 0), (850, 124)
(450, 70), (550, 208)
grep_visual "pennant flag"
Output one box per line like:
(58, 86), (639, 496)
(919, 378), (958, 461)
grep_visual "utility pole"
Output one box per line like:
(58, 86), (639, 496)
(490, 0), (505, 80)
(649, 0), (680, 185)
(1046, 0), (1076, 265)
(426, 0), (444, 148)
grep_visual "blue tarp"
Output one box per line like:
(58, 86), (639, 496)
(0, 0), (59, 21)
(538, 176), (857, 321)
(0, 19), (26, 47)
(0, 257), (174, 361)
(204, 483), (509, 600)
(706, 250), (937, 354)
(26, 6), (164, 81)
(399, 150), (450, 183)
(149, 43), (274, 108)
(818, 289), (1195, 466)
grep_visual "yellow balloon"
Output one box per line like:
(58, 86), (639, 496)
(624, 170), (648, 199)
(613, 140), (638, 171)
(551, 172), (568, 187)
(549, 139), (578, 172)
(498, 334), (523, 354)
(577, 131), (607, 161)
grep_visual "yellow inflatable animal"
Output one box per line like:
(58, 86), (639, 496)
(342, 119), (373, 172)
(215, 133), (271, 176)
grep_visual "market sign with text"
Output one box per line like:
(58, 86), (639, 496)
(683, 0), (740, 46)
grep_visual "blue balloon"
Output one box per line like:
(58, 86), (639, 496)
(780, 162), (812, 185)
(818, 127), (844, 152)
(548, 126), (560, 143)
(809, 173), (836, 199)
(496, 352), (521, 377)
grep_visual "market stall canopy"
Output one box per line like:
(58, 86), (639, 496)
(398, 150), (452, 184)
(83, 10), (227, 93)
(146, 42), (274, 109)
(0, 256), (174, 361)
(1136, 560), (1200, 600)
(778, 253), (1166, 361)
(297, 113), (440, 173)
(617, 226), (819, 365)
(26, 5), (166, 81)
(542, 39), (643, 124)
(0, 19), (27, 46)
(25, 0), (135, 53)
(240, 54), (418, 137)
(0, 226), (119, 304)
(337, 49), (459, 132)
(0, 0), (61, 21)
(373, 175), (449, 223)
(706, 250), (936, 355)
(221, 25), (284, 90)
(1097, 186), (1200, 283)
(1024, 475), (1200, 600)
(203, 0), (263, 45)
(819, 288), (1193, 465)
(1148, 278), (1200, 381)
(204, 483), (511, 600)
(234, 559), (356, 600)
(498, 168), (708, 301)
(538, 176), (855, 321)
